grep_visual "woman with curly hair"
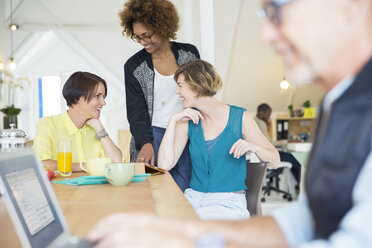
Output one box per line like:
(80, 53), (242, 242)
(118, 0), (200, 191)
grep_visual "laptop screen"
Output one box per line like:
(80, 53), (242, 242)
(0, 153), (64, 248)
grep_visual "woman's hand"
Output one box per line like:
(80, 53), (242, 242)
(86, 118), (123, 162)
(137, 143), (155, 165)
(86, 118), (103, 133)
(171, 108), (204, 124)
(229, 139), (259, 159)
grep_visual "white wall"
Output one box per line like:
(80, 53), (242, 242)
(1, 0), (326, 144)
(3, 0), (131, 143)
(215, 0), (325, 113)
(0, 0), (5, 62)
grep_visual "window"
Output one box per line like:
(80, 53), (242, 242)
(38, 76), (61, 118)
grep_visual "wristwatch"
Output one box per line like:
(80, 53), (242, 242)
(95, 129), (108, 140)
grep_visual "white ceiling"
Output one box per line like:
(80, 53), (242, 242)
(6, 0), (123, 27)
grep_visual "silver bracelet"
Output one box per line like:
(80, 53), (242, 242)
(95, 129), (108, 140)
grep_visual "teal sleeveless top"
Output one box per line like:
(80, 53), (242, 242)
(188, 105), (247, 192)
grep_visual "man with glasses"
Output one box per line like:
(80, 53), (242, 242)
(88, 0), (372, 247)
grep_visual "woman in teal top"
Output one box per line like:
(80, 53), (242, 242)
(158, 59), (280, 220)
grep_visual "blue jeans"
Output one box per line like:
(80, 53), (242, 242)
(152, 126), (191, 192)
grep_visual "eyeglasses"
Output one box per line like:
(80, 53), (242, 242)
(257, 0), (295, 26)
(131, 32), (154, 43)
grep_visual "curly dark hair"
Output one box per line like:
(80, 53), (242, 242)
(118, 0), (179, 40)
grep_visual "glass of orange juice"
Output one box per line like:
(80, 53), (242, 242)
(58, 140), (72, 176)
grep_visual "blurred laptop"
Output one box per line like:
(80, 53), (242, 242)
(0, 149), (94, 248)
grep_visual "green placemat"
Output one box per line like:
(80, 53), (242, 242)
(52, 174), (151, 186)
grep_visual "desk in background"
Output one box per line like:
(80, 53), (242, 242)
(277, 143), (311, 195)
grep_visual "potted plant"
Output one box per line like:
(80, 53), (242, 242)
(302, 100), (315, 118)
(1, 104), (21, 129)
(302, 100), (311, 108)
(288, 104), (294, 117)
(0, 70), (29, 129)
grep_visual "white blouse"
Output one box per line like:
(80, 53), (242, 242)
(151, 68), (183, 128)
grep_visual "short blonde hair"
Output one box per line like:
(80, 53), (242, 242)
(174, 59), (222, 97)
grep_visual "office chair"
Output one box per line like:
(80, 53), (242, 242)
(261, 162), (293, 202)
(245, 161), (267, 216)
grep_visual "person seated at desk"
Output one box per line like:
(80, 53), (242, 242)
(254, 103), (301, 184)
(158, 59), (280, 220)
(33, 71), (122, 171)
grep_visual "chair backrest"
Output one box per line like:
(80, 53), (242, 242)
(118, 129), (132, 162)
(245, 161), (267, 216)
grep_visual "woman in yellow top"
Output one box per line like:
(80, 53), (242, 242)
(33, 71), (122, 171)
